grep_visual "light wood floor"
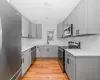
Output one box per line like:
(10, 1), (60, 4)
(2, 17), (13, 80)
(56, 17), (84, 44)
(22, 59), (69, 80)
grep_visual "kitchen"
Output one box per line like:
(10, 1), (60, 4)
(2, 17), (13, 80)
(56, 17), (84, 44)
(0, 0), (100, 80)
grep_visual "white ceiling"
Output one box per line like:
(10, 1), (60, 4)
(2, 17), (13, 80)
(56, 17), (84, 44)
(10, 0), (81, 24)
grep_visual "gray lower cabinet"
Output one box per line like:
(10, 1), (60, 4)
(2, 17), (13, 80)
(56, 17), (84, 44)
(65, 51), (100, 80)
(65, 52), (67, 75)
(66, 51), (75, 80)
(22, 49), (31, 76)
(36, 45), (58, 58)
(41, 46), (58, 58)
(36, 46), (42, 58)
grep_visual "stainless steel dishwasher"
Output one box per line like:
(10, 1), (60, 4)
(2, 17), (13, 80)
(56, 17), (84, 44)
(58, 47), (65, 73)
(31, 46), (36, 64)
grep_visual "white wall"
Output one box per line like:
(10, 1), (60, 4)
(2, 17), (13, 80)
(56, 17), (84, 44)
(58, 35), (100, 53)
(22, 22), (64, 47)
(22, 21), (100, 53)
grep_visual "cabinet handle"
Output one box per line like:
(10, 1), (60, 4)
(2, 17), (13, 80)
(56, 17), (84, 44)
(21, 59), (22, 64)
(23, 58), (24, 63)
(67, 58), (69, 64)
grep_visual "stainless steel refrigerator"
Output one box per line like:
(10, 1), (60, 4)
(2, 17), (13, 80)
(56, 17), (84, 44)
(0, 0), (22, 80)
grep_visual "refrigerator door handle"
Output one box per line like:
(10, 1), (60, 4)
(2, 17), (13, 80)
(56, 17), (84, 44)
(23, 58), (24, 63)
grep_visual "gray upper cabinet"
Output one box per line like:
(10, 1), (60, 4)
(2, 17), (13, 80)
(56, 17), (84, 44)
(22, 16), (42, 39)
(30, 23), (37, 38)
(57, 22), (64, 38)
(63, 0), (100, 37)
(72, 0), (88, 35)
(29, 23), (42, 39)
(37, 24), (42, 39)
(87, 0), (100, 34)
(22, 16), (30, 37)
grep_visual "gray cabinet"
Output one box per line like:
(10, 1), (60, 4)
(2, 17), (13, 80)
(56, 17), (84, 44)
(36, 46), (42, 58)
(65, 52), (67, 74)
(29, 23), (37, 38)
(40, 45), (58, 58)
(66, 51), (75, 80)
(22, 16), (30, 37)
(87, 0), (100, 34)
(72, 0), (88, 35)
(37, 24), (42, 38)
(64, 0), (100, 36)
(57, 22), (64, 38)
(62, 0), (87, 36)
(41, 46), (50, 58)
(29, 23), (42, 38)
(22, 49), (31, 76)
(65, 50), (100, 80)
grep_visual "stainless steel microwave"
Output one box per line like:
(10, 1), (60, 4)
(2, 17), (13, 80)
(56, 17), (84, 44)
(64, 24), (73, 37)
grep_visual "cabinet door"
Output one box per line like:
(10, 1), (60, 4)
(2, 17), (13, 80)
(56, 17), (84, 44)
(41, 47), (49, 58)
(22, 54), (25, 76)
(22, 51), (28, 76)
(28, 49), (31, 66)
(72, 0), (88, 35)
(36, 46), (42, 58)
(48, 46), (58, 58)
(65, 52), (67, 73)
(24, 51), (29, 72)
(37, 24), (42, 39)
(22, 16), (30, 37)
(68, 13), (73, 25)
(67, 52), (75, 80)
(57, 23), (63, 38)
(88, 0), (100, 34)
(30, 23), (37, 38)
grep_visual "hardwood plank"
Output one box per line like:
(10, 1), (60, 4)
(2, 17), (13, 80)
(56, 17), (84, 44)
(22, 59), (69, 80)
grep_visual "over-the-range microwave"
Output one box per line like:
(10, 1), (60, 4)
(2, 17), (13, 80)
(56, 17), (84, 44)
(64, 24), (73, 37)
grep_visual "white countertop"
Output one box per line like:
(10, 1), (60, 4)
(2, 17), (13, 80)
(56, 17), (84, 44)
(65, 49), (100, 56)
(22, 44), (68, 52)
(22, 44), (100, 56)
(22, 44), (57, 52)
(22, 44), (36, 52)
